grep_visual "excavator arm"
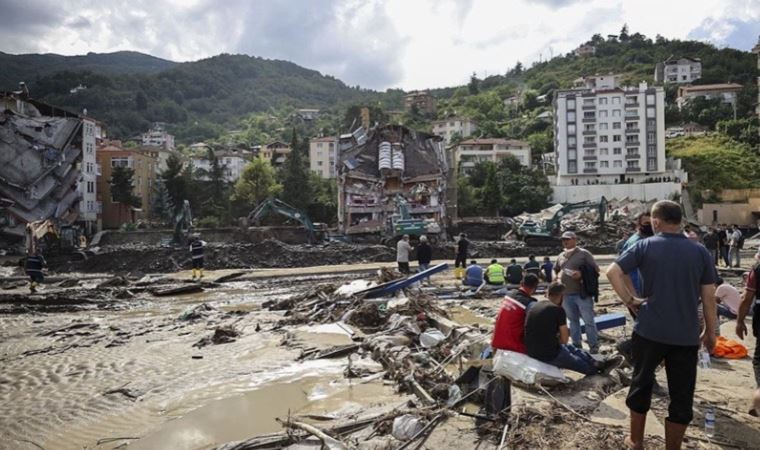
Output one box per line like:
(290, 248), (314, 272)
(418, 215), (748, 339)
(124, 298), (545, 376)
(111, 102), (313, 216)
(248, 198), (318, 243)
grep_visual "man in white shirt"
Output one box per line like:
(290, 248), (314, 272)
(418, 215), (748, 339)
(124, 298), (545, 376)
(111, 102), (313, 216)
(396, 235), (412, 274)
(715, 277), (742, 319)
(729, 225), (743, 268)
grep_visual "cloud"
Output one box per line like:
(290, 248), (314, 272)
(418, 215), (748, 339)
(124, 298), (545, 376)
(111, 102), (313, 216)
(688, 17), (760, 51)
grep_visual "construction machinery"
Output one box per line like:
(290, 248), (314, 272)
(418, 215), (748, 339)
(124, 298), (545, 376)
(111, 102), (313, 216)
(172, 200), (193, 245)
(247, 198), (322, 244)
(515, 196), (608, 246)
(387, 194), (441, 244)
(25, 219), (85, 256)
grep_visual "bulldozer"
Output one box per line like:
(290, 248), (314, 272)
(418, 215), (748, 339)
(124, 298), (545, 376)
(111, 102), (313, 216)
(515, 197), (608, 246)
(25, 219), (86, 257)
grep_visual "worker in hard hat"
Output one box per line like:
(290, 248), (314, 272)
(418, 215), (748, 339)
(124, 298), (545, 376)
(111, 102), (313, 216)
(25, 249), (47, 293)
(190, 235), (207, 280)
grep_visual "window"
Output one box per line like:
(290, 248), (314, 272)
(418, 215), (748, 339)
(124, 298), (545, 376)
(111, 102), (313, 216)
(584, 161), (596, 169)
(567, 111), (576, 122)
(647, 119), (656, 128)
(317, 161), (323, 166)
(612, 109), (621, 117)
(600, 148), (609, 155)
(111, 157), (130, 168)
(625, 109), (638, 118)
(567, 99), (576, 109)
(599, 97), (608, 105)
(568, 149), (577, 159)
(598, 110), (608, 118)
(568, 161), (577, 172)
(568, 124), (576, 134)
(613, 147), (622, 155)
(627, 148), (638, 155)
(647, 107), (656, 117)
(648, 158), (657, 170)
(568, 137), (577, 147)
(613, 160), (623, 168)
(613, 135), (622, 142)
(625, 96), (638, 105)
(584, 111), (595, 119)
(584, 136), (595, 143)
(612, 97), (621, 105)
(599, 123), (608, 130)
(647, 145), (656, 156)
(613, 122), (621, 129)
(626, 135), (638, 143)
(626, 122), (637, 130)
(646, 94), (655, 105)
(584, 124), (595, 131)
(600, 161), (609, 168)
(600, 136), (609, 143)
(647, 131), (655, 141)
(627, 160), (639, 168)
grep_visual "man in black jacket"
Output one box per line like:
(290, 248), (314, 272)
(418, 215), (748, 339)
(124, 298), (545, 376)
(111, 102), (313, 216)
(417, 235), (433, 284)
(703, 227), (719, 266)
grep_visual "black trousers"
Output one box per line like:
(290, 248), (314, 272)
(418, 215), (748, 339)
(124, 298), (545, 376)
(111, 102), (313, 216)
(626, 333), (698, 425)
(454, 254), (467, 268)
(397, 262), (410, 274)
(753, 306), (760, 386)
(192, 257), (204, 269)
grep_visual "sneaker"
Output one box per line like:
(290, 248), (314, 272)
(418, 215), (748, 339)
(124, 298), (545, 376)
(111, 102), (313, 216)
(598, 355), (624, 375)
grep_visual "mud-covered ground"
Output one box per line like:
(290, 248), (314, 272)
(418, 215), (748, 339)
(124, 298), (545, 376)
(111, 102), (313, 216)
(1, 265), (758, 450)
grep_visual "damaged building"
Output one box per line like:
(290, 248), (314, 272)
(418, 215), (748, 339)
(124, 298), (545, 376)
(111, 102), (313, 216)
(0, 89), (83, 245)
(337, 124), (450, 239)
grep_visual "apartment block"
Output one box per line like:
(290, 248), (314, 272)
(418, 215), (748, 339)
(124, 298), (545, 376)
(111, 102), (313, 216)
(456, 138), (531, 175)
(403, 91), (437, 115)
(431, 118), (478, 144)
(654, 56), (702, 84)
(676, 83), (743, 110)
(309, 136), (338, 179)
(191, 148), (253, 183)
(258, 141), (292, 167)
(552, 76), (683, 202)
(141, 122), (175, 151)
(78, 117), (104, 233)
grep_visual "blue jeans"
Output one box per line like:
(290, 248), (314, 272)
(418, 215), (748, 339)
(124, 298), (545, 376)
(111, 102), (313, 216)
(549, 344), (599, 375)
(418, 263), (430, 281)
(720, 247), (730, 266)
(563, 293), (599, 350)
(717, 304), (737, 319)
(729, 247), (741, 267)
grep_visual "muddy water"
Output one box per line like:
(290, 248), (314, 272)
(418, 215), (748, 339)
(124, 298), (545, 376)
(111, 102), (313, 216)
(0, 276), (398, 450)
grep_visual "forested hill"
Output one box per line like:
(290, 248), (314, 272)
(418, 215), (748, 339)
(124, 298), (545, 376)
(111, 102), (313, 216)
(0, 51), (176, 88)
(4, 53), (385, 142)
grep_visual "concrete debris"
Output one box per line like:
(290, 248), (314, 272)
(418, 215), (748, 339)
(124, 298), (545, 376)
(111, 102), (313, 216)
(193, 325), (240, 348)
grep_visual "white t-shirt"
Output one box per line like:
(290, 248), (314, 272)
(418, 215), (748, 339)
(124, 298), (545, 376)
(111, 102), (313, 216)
(396, 240), (412, 262)
(715, 283), (742, 314)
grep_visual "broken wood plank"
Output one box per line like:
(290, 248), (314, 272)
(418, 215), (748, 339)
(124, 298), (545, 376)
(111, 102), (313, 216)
(409, 378), (436, 406)
(152, 284), (204, 297)
(215, 271), (247, 283)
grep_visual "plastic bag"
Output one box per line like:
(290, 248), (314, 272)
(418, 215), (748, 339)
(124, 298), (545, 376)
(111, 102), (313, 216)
(392, 415), (424, 440)
(492, 349), (570, 385)
(419, 329), (446, 348)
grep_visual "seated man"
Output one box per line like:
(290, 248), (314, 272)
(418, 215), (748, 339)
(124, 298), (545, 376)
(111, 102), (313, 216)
(491, 274), (540, 353)
(525, 282), (620, 375)
(463, 260), (484, 287)
(715, 277), (743, 319)
(506, 259), (523, 285)
(485, 259), (505, 286)
(523, 255), (541, 278)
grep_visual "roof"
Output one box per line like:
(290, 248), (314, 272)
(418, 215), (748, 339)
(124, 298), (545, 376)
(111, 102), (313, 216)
(664, 55), (701, 64)
(310, 136), (337, 143)
(432, 117), (477, 125)
(679, 83), (743, 93)
(459, 138), (529, 147)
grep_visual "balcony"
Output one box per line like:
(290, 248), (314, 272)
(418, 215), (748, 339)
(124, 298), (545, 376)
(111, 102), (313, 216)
(626, 167), (641, 173)
(583, 168), (598, 174)
(625, 102), (640, 108)
(625, 140), (641, 147)
(625, 153), (641, 159)
(582, 142), (596, 148)
(582, 104), (595, 110)
(583, 155), (597, 161)
(625, 114), (640, 120)
(582, 117), (596, 123)
(625, 128), (640, 134)
(582, 130), (596, 135)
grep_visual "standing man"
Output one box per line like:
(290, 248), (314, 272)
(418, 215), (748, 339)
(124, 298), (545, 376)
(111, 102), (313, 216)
(190, 235), (207, 280)
(607, 200), (717, 450)
(620, 212), (654, 296)
(25, 250), (46, 293)
(506, 259), (523, 285)
(523, 255), (541, 278)
(554, 231), (600, 353)
(416, 235), (433, 284)
(540, 257), (554, 283)
(718, 224), (730, 267)
(729, 224), (743, 268)
(702, 227), (719, 266)
(396, 235), (412, 274)
(454, 233), (469, 279)
(736, 250), (760, 417)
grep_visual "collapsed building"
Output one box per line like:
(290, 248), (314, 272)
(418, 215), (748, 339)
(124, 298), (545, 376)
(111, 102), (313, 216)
(337, 124), (450, 239)
(0, 89), (83, 245)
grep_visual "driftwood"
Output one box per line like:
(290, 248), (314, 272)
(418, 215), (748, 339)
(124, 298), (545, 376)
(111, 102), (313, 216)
(277, 418), (349, 450)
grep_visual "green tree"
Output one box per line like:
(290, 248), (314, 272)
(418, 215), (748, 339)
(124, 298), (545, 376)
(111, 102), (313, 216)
(495, 156), (551, 216)
(231, 158), (282, 216)
(161, 153), (189, 215)
(468, 72), (480, 95)
(279, 129), (314, 211)
(479, 163), (502, 215)
(307, 173), (338, 225)
(527, 131), (553, 162)
(716, 117), (759, 147)
(456, 176), (479, 217)
(195, 148), (230, 224)
(110, 166), (141, 224)
(150, 178), (172, 224)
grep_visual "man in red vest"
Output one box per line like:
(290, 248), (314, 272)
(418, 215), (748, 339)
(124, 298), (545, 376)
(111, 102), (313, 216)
(491, 273), (540, 353)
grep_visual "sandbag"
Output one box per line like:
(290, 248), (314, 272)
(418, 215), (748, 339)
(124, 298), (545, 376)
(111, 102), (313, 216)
(492, 349), (570, 385)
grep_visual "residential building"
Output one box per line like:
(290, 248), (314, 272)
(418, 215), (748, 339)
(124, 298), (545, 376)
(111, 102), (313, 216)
(309, 136), (338, 179)
(141, 122), (175, 151)
(676, 83), (743, 110)
(78, 117), (105, 234)
(698, 188), (760, 226)
(403, 91), (437, 115)
(503, 95), (520, 109)
(96, 140), (159, 229)
(431, 118), (478, 144)
(456, 138), (532, 174)
(259, 141), (292, 167)
(552, 76), (685, 202)
(191, 148), (253, 183)
(337, 125), (448, 235)
(654, 56), (702, 84)
(573, 44), (596, 57)
(295, 108), (320, 121)
(0, 89), (84, 243)
(665, 122), (707, 139)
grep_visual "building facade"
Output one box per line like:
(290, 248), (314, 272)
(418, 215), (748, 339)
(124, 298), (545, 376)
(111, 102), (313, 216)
(654, 56), (702, 84)
(431, 118), (478, 144)
(552, 76), (682, 202)
(191, 148), (252, 183)
(309, 136), (338, 179)
(96, 140), (159, 229)
(455, 138), (531, 175)
(403, 91), (437, 115)
(141, 122), (175, 151)
(259, 141), (292, 167)
(573, 44), (596, 57)
(78, 117), (104, 233)
(676, 83), (743, 110)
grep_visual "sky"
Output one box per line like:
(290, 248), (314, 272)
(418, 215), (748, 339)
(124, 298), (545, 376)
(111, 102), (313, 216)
(1, 0), (758, 90)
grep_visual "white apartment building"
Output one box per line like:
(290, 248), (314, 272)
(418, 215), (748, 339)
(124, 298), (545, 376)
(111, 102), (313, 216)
(456, 138), (531, 175)
(141, 122), (175, 151)
(431, 118), (478, 144)
(553, 76), (683, 202)
(676, 83), (743, 110)
(309, 136), (338, 179)
(654, 57), (702, 84)
(190, 149), (252, 183)
(78, 117), (103, 233)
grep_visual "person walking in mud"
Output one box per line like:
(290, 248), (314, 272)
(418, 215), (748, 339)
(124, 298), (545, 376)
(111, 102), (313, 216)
(190, 235), (207, 280)
(454, 233), (469, 279)
(25, 249), (46, 293)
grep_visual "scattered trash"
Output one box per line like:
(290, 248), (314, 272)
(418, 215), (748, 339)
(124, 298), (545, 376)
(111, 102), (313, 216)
(392, 415), (424, 441)
(419, 329), (446, 348)
(492, 349), (570, 385)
